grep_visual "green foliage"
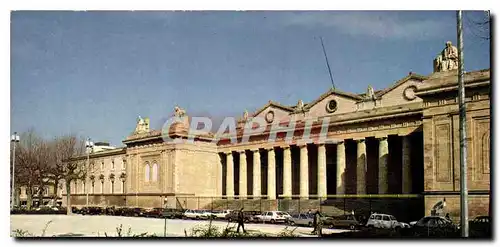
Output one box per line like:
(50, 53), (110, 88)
(184, 218), (269, 238)
(12, 229), (33, 237)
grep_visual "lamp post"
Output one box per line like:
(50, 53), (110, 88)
(85, 138), (94, 206)
(11, 132), (20, 210)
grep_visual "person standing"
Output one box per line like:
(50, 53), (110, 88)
(315, 211), (323, 237)
(237, 207), (246, 233)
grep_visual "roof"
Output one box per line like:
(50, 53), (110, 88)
(305, 87), (364, 110)
(373, 73), (428, 98)
(251, 100), (294, 117)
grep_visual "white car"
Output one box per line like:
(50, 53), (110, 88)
(213, 210), (232, 219)
(200, 210), (215, 219)
(365, 213), (409, 229)
(255, 211), (288, 224)
(183, 209), (204, 220)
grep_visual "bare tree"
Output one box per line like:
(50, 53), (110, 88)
(14, 130), (49, 209)
(49, 135), (86, 215)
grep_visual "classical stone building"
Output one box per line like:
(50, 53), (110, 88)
(64, 42), (490, 222)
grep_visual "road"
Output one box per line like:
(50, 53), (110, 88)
(10, 214), (351, 237)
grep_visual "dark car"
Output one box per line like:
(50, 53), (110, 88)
(469, 216), (491, 237)
(104, 206), (116, 215)
(411, 216), (458, 237)
(225, 210), (255, 223)
(163, 208), (184, 219)
(113, 207), (127, 216)
(144, 208), (164, 218)
(324, 215), (363, 230)
(122, 207), (147, 217)
(71, 206), (80, 214)
(81, 206), (105, 215)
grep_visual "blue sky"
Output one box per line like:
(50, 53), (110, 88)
(11, 11), (490, 146)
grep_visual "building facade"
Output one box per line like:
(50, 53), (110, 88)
(63, 43), (490, 221)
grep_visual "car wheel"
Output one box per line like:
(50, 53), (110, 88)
(270, 219), (275, 224)
(308, 222), (313, 227)
(349, 225), (355, 230)
(289, 221), (295, 226)
(329, 224), (334, 229)
(195, 216), (199, 220)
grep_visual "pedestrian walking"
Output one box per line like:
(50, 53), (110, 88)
(236, 207), (246, 233)
(315, 210), (323, 237)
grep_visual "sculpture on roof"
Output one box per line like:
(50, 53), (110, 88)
(174, 106), (186, 118)
(242, 109), (249, 122)
(134, 115), (150, 134)
(366, 85), (376, 100)
(294, 99), (305, 114)
(434, 41), (459, 72)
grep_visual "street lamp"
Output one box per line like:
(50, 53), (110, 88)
(11, 132), (20, 210)
(85, 138), (94, 206)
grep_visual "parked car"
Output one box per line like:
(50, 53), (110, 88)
(324, 214), (363, 230)
(113, 207), (127, 216)
(212, 210), (232, 220)
(162, 208), (185, 219)
(289, 213), (314, 227)
(411, 216), (458, 237)
(71, 206), (80, 214)
(199, 210), (216, 219)
(183, 209), (205, 220)
(469, 216), (491, 237)
(254, 211), (288, 224)
(365, 213), (409, 229)
(121, 207), (147, 217)
(144, 208), (165, 218)
(80, 206), (104, 215)
(225, 210), (254, 222)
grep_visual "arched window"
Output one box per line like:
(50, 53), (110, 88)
(152, 163), (158, 182)
(145, 163), (150, 182)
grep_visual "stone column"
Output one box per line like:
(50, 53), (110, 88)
(267, 148), (276, 200)
(402, 135), (412, 194)
(336, 141), (346, 195)
(282, 146), (292, 199)
(356, 139), (367, 195)
(378, 137), (389, 194)
(252, 149), (261, 199)
(226, 152), (234, 197)
(300, 144), (309, 199)
(239, 151), (247, 199)
(317, 143), (327, 199)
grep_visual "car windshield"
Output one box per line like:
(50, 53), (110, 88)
(277, 212), (284, 216)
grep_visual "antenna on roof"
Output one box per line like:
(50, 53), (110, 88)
(319, 36), (336, 90)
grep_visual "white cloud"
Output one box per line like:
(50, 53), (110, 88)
(279, 11), (455, 40)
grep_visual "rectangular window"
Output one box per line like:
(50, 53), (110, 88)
(122, 160), (126, 170)
(112, 160), (115, 170)
(101, 161), (104, 171)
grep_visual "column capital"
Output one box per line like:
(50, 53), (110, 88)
(354, 137), (366, 142)
(266, 146), (276, 151)
(250, 148), (260, 152)
(225, 151), (233, 155)
(279, 144), (291, 149)
(376, 136), (388, 141)
(238, 150), (247, 154)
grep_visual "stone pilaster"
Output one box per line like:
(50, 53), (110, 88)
(300, 145), (309, 199)
(283, 146), (292, 199)
(402, 135), (412, 194)
(317, 143), (327, 199)
(267, 148), (276, 200)
(336, 141), (346, 195)
(226, 152), (234, 197)
(356, 139), (367, 195)
(252, 149), (261, 199)
(378, 137), (389, 194)
(239, 151), (247, 198)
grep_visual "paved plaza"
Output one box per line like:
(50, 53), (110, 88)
(10, 214), (350, 237)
